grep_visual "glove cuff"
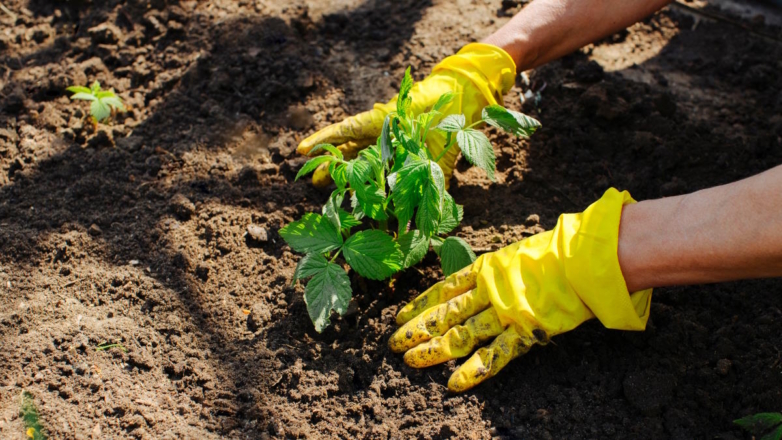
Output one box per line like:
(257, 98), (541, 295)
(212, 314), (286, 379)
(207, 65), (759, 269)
(432, 42), (517, 105)
(563, 188), (653, 331)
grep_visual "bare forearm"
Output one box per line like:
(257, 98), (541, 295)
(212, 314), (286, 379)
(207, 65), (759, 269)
(483, 0), (672, 71)
(618, 166), (782, 292)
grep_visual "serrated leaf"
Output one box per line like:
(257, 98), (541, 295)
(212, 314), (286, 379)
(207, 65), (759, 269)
(391, 160), (428, 232)
(440, 236), (476, 276)
(66, 86), (92, 94)
(90, 80), (101, 92)
(763, 424), (782, 440)
(296, 155), (334, 181)
(338, 208), (361, 231)
(343, 230), (402, 280)
(292, 253), (329, 285)
(380, 115), (393, 164)
(436, 114), (465, 133)
(387, 172), (398, 191)
(101, 96), (125, 111)
(322, 191), (344, 230)
(433, 91), (456, 112)
(329, 162), (348, 188)
(482, 105), (541, 137)
(308, 143), (343, 160)
(397, 230), (429, 268)
(90, 99), (111, 122)
(438, 192), (463, 234)
(279, 213), (343, 254)
(350, 191), (365, 220)
(305, 262), (352, 332)
(392, 118), (425, 158)
(430, 236), (445, 255)
(734, 413), (782, 435)
(346, 159), (372, 188)
(397, 67), (413, 119)
(69, 92), (97, 101)
(415, 161), (445, 237)
(354, 182), (387, 220)
(457, 128), (496, 181)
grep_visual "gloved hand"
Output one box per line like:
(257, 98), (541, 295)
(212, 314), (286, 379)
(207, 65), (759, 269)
(389, 188), (654, 392)
(296, 43), (517, 187)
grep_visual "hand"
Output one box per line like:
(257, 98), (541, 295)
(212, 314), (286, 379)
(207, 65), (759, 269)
(389, 188), (654, 392)
(297, 43), (517, 187)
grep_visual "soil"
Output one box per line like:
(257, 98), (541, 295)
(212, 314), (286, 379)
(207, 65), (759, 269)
(0, 0), (781, 438)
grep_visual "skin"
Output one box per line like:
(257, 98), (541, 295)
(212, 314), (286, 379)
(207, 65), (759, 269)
(482, 0), (782, 291)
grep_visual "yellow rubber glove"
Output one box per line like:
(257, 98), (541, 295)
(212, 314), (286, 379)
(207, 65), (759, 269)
(296, 43), (516, 187)
(389, 188), (653, 392)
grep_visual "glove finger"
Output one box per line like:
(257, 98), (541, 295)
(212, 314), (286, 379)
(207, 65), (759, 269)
(403, 307), (504, 368)
(297, 109), (385, 155)
(448, 326), (538, 393)
(311, 139), (373, 188)
(389, 287), (489, 354)
(395, 265), (478, 325)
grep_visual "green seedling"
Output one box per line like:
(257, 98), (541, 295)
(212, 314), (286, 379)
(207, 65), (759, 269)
(734, 412), (782, 440)
(66, 81), (125, 123)
(20, 391), (47, 440)
(95, 342), (128, 352)
(281, 67), (541, 332)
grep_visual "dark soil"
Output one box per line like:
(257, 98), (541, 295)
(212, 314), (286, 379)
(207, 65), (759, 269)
(1, 0), (781, 438)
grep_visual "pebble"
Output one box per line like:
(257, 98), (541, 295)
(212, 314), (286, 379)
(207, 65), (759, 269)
(247, 224), (268, 242)
(525, 214), (540, 226)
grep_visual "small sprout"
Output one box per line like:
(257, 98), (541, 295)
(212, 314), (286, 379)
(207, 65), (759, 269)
(66, 81), (125, 123)
(20, 391), (47, 440)
(734, 412), (782, 440)
(95, 342), (128, 352)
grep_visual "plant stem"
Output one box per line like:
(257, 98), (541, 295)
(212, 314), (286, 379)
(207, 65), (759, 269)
(329, 249), (342, 263)
(434, 135), (458, 163)
(466, 118), (485, 130)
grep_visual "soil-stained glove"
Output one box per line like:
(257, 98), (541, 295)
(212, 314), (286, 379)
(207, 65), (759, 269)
(389, 188), (653, 392)
(296, 43), (516, 187)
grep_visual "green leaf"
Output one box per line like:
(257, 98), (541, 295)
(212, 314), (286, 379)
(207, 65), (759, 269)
(338, 208), (361, 231)
(292, 253), (329, 285)
(457, 128), (496, 181)
(308, 143), (343, 160)
(342, 230), (402, 280)
(350, 191), (365, 220)
(430, 236), (445, 255)
(296, 155), (334, 181)
(735, 413), (782, 436)
(69, 92), (97, 101)
(330, 162), (348, 188)
(90, 99), (112, 122)
(763, 425), (782, 440)
(90, 80), (101, 93)
(392, 118), (425, 158)
(380, 115), (393, 164)
(66, 85), (92, 94)
(438, 192), (463, 234)
(439, 236), (476, 276)
(432, 91), (456, 112)
(101, 96), (125, 111)
(436, 114), (465, 133)
(322, 191), (344, 230)
(482, 105), (541, 137)
(346, 159), (372, 188)
(391, 160), (428, 231)
(397, 230), (429, 268)
(305, 262), (352, 332)
(279, 213), (343, 254)
(354, 182), (388, 220)
(415, 161), (445, 237)
(397, 67), (413, 119)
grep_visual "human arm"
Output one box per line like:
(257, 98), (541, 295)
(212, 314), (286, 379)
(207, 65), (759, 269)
(483, 0), (674, 71)
(619, 165), (782, 292)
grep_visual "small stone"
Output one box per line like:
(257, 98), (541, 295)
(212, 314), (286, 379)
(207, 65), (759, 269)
(491, 234), (503, 244)
(716, 359), (732, 376)
(247, 224), (268, 242)
(88, 224), (102, 236)
(524, 214), (540, 226)
(170, 194), (195, 219)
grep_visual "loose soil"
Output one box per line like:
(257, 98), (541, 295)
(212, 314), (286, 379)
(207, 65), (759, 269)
(1, 0), (782, 438)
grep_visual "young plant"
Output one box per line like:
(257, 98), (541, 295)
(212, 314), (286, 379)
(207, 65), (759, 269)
(281, 67), (541, 332)
(66, 81), (125, 123)
(20, 391), (47, 440)
(734, 412), (782, 440)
